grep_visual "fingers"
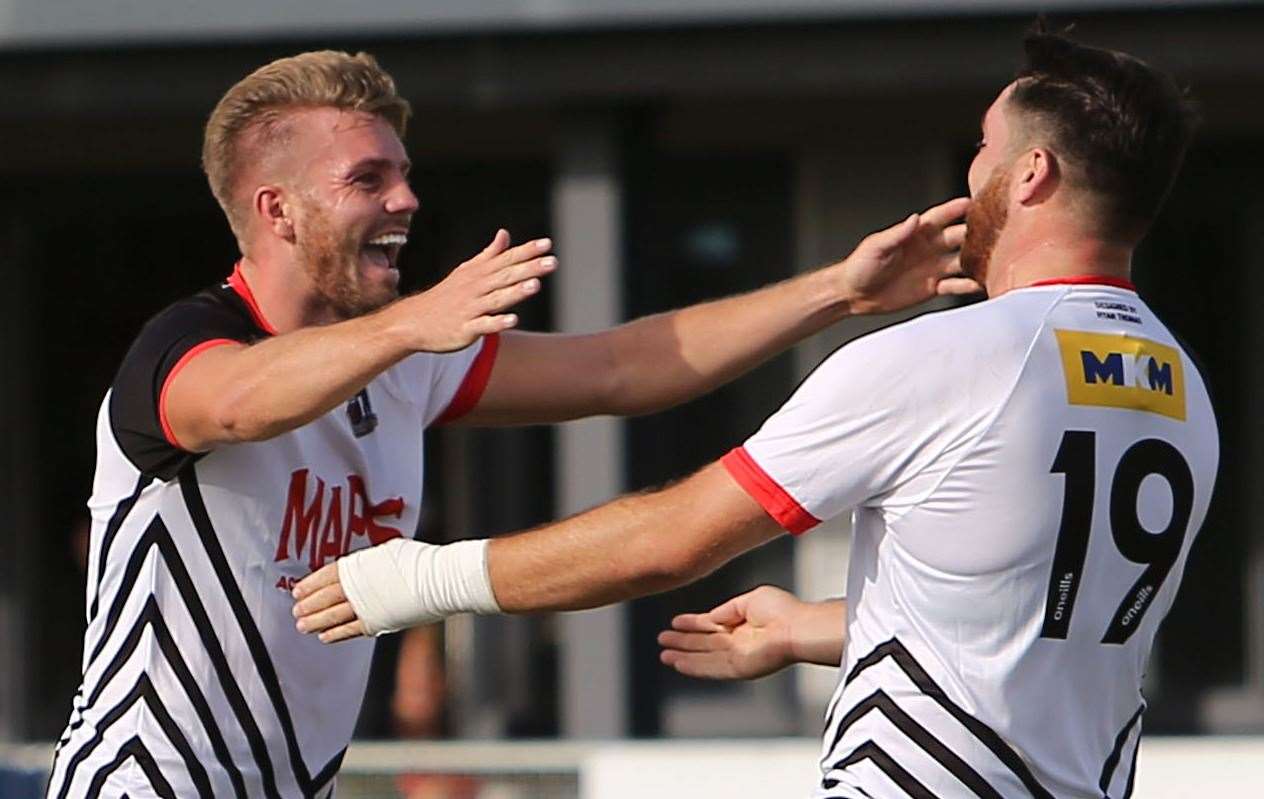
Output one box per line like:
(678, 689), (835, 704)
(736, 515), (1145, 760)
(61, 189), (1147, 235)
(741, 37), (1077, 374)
(291, 562), (339, 600)
(466, 313), (520, 337)
(660, 650), (733, 680)
(485, 257), (556, 294)
(658, 629), (726, 653)
(936, 276), (985, 296)
(465, 245), (557, 310)
(918, 196), (970, 228)
(480, 228), (510, 257)
(493, 256), (557, 290)
(864, 213), (920, 255)
(486, 237), (552, 271)
(941, 223), (966, 251)
(862, 198), (968, 260)
(296, 599), (358, 635)
(292, 581), (347, 620)
(706, 594), (753, 628)
(460, 254), (553, 328)
(479, 277), (542, 316)
(670, 613), (725, 633)
(318, 619), (367, 645)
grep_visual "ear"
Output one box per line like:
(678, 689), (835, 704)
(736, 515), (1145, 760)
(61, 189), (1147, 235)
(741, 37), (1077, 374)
(253, 185), (295, 243)
(1012, 147), (1058, 205)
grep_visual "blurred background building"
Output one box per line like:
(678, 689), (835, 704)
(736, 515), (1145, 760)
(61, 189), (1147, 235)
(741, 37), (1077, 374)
(1, 0), (1261, 782)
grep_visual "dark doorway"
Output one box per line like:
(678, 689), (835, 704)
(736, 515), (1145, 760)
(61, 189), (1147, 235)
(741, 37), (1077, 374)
(623, 150), (798, 737)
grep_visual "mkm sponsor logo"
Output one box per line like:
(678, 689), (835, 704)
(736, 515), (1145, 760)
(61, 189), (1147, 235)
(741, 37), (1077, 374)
(1054, 330), (1186, 421)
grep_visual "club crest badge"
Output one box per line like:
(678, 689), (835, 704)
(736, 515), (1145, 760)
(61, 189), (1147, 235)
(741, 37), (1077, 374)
(347, 388), (379, 437)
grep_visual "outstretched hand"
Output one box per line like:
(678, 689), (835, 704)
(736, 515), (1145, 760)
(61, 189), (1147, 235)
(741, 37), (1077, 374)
(397, 229), (557, 352)
(658, 585), (805, 681)
(834, 197), (981, 315)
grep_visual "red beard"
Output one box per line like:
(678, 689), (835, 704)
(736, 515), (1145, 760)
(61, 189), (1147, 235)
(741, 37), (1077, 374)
(960, 166), (1010, 286)
(294, 201), (399, 320)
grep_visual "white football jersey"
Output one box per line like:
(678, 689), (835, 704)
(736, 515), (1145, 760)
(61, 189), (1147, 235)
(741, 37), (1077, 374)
(722, 277), (1218, 798)
(49, 265), (498, 799)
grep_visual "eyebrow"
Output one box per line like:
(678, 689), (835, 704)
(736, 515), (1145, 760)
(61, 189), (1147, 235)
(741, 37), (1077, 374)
(346, 157), (411, 175)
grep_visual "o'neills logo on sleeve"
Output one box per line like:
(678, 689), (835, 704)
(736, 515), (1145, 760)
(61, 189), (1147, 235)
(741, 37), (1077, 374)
(274, 468), (404, 571)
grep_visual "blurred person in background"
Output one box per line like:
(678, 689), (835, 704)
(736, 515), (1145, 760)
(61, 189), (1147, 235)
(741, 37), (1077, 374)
(388, 625), (477, 799)
(297, 26), (1215, 799)
(372, 510), (476, 799)
(391, 626), (448, 740)
(50, 48), (975, 798)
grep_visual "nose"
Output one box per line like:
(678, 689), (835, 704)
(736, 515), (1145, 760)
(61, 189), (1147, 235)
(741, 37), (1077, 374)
(966, 159), (981, 198)
(386, 180), (419, 215)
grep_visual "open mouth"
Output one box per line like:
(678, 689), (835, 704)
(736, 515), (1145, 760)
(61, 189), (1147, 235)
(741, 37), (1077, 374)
(362, 232), (407, 271)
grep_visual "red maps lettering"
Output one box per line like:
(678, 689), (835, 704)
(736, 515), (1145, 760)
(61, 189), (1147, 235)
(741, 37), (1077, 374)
(275, 468), (404, 569)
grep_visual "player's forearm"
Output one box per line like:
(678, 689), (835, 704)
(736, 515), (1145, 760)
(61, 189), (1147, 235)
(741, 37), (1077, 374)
(210, 307), (413, 442)
(196, 232), (552, 446)
(601, 269), (850, 416)
(333, 486), (715, 637)
(787, 599), (847, 667)
(319, 462), (782, 638)
(488, 463), (779, 612)
(487, 489), (716, 612)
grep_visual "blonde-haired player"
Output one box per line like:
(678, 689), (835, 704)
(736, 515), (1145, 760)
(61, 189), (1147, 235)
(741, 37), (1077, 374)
(52, 49), (972, 798)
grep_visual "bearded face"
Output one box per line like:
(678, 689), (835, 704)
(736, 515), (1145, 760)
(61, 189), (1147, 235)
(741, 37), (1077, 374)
(293, 195), (403, 320)
(960, 163), (1011, 285)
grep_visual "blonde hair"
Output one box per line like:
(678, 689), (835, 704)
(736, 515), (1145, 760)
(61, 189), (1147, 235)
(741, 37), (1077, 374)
(202, 50), (411, 240)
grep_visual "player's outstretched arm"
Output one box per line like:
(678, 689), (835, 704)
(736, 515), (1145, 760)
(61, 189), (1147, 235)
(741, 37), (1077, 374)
(658, 586), (846, 680)
(292, 461), (785, 643)
(165, 230), (555, 451)
(451, 197), (976, 426)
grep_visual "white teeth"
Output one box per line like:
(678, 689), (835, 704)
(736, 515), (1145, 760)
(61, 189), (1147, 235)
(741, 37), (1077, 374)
(367, 233), (407, 246)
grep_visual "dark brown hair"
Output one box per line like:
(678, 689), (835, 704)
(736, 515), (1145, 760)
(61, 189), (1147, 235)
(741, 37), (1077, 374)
(1010, 24), (1198, 238)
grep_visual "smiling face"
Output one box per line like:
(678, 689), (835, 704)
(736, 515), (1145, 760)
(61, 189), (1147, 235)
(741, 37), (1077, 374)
(961, 84), (1022, 284)
(281, 107), (418, 319)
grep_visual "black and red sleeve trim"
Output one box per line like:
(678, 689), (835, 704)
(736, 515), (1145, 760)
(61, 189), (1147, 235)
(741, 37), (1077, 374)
(109, 285), (261, 481)
(158, 338), (239, 450)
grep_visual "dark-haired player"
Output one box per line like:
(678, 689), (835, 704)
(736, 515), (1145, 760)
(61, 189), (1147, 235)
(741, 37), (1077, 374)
(297, 28), (1217, 799)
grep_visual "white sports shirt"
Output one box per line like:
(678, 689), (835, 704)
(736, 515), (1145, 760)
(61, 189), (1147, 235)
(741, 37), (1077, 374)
(722, 277), (1218, 799)
(49, 265), (498, 799)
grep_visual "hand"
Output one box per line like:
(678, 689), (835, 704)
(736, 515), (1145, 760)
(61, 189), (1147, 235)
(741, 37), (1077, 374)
(658, 585), (806, 681)
(394, 229), (557, 352)
(833, 197), (981, 315)
(292, 561), (366, 644)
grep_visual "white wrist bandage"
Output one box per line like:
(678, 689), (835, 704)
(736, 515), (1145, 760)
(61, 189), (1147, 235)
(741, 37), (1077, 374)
(337, 538), (501, 636)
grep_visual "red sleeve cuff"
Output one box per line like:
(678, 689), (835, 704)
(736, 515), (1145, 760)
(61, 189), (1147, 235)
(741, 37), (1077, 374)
(434, 333), (500, 425)
(721, 446), (820, 535)
(159, 338), (239, 450)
